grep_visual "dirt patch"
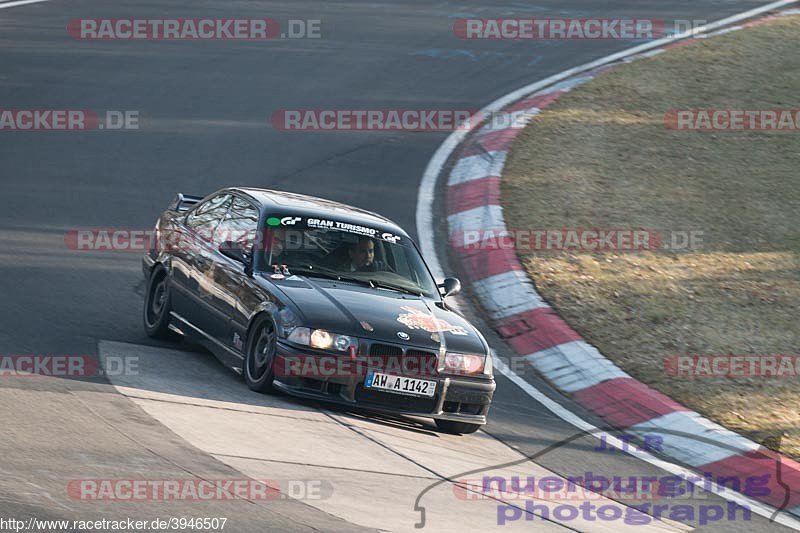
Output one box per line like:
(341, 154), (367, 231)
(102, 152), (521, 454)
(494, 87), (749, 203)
(502, 15), (800, 459)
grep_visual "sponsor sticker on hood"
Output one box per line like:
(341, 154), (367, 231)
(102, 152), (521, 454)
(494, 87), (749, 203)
(396, 306), (468, 336)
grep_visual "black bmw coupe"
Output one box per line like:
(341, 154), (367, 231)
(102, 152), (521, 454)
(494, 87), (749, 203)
(142, 187), (495, 433)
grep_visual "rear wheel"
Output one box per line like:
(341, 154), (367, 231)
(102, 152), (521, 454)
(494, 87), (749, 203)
(435, 419), (482, 435)
(143, 266), (175, 340)
(244, 317), (278, 393)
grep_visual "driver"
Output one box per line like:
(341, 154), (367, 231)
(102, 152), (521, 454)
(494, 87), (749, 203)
(347, 237), (390, 272)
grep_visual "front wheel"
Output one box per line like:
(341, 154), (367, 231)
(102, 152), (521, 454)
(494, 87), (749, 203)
(435, 419), (482, 435)
(143, 267), (175, 340)
(244, 318), (278, 393)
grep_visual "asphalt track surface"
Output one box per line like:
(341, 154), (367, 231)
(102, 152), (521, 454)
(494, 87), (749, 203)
(0, 1), (793, 531)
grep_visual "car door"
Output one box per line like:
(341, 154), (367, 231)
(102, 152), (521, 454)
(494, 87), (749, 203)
(210, 195), (267, 350)
(170, 193), (233, 333)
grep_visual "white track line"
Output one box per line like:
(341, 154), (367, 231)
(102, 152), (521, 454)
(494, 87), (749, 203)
(415, 0), (800, 529)
(0, 0), (53, 9)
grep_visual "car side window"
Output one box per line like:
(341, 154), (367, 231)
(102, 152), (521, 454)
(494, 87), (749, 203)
(185, 194), (233, 241)
(220, 196), (260, 253)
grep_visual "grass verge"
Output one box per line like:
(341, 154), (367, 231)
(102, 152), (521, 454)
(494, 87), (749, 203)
(502, 14), (800, 459)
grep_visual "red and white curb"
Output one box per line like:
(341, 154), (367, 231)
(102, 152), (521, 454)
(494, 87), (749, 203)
(420, 1), (800, 524)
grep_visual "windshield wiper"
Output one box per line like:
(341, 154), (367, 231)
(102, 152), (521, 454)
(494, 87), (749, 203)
(289, 266), (375, 287)
(281, 266), (421, 295)
(368, 279), (423, 296)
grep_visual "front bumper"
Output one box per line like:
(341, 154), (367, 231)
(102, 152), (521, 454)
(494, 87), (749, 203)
(273, 341), (496, 424)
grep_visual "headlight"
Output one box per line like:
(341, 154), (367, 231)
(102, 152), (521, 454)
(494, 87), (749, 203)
(444, 353), (485, 375)
(287, 327), (357, 352)
(310, 329), (333, 349)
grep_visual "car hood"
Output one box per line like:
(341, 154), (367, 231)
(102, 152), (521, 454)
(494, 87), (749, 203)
(262, 275), (487, 354)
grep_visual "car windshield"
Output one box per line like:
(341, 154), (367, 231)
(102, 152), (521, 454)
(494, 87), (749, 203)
(258, 216), (438, 297)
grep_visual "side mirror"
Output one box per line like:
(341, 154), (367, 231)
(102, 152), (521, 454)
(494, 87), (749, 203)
(220, 241), (252, 275)
(439, 277), (461, 298)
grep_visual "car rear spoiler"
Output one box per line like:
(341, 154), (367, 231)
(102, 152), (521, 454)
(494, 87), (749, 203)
(169, 193), (204, 213)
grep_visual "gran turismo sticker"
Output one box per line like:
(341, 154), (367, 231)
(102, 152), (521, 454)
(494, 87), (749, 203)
(381, 232), (400, 243)
(281, 216), (302, 226)
(307, 218), (375, 236)
(396, 306), (468, 336)
(305, 218), (401, 243)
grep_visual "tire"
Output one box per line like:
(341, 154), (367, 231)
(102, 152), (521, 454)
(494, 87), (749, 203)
(435, 419), (482, 435)
(244, 317), (278, 393)
(143, 266), (176, 340)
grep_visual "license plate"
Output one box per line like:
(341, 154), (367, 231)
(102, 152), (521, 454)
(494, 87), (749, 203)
(364, 372), (436, 397)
